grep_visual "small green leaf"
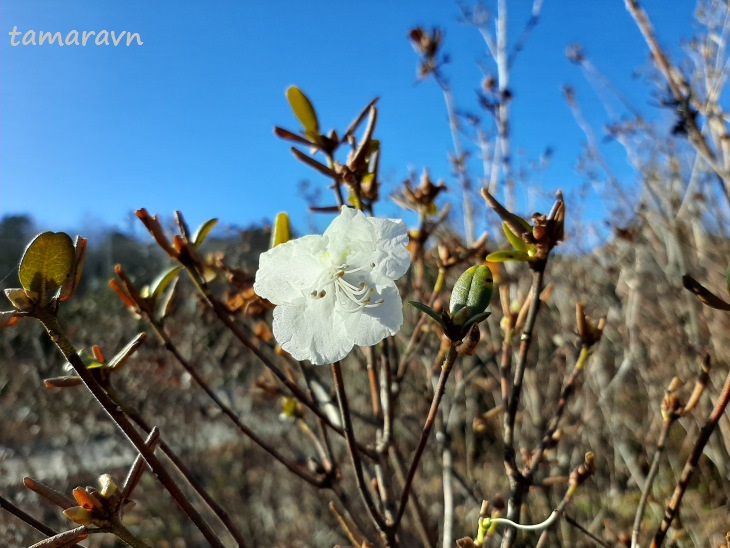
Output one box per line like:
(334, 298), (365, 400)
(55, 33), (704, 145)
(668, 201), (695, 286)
(157, 277), (179, 321)
(515, 215), (532, 233)
(19, 232), (75, 303)
(486, 250), (531, 263)
(148, 266), (183, 299)
(63, 506), (93, 525)
(77, 349), (106, 370)
(463, 311), (492, 329)
(682, 274), (730, 311)
(271, 212), (292, 247)
(409, 301), (446, 328)
(192, 218), (218, 248)
(286, 86), (319, 139)
(502, 221), (527, 253)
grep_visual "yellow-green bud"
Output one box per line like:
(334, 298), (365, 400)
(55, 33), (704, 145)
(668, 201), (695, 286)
(271, 212), (292, 248)
(98, 473), (118, 499)
(63, 506), (94, 525)
(450, 265), (493, 326)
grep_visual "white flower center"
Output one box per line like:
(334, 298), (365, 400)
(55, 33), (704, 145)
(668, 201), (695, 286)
(310, 263), (383, 312)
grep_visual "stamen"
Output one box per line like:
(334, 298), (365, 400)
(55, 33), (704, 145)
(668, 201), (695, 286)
(309, 262), (384, 311)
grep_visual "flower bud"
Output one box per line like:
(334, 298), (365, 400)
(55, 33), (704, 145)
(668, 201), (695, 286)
(450, 265), (493, 326)
(98, 474), (118, 499)
(271, 212), (292, 248)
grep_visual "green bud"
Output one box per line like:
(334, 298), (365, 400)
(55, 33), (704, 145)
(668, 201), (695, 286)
(271, 212), (292, 248)
(450, 265), (493, 326)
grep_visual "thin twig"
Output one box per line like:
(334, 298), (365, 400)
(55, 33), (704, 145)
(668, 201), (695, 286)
(502, 266), (546, 547)
(0, 493), (79, 544)
(631, 417), (674, 548)
(107, 384), (248, 546)
(389, 445), (435, 547)
(178, 262), (378, 459)
(34, 310), (224, 547)
(565, 515), (609, 548)
(330, 362), (393, 545)
(624, 0), (730, 200)
(393, 342), (459, 528)
(527, 346), (591, 482)
(652, 369), (730, 547)
(146, 317), (325, 488)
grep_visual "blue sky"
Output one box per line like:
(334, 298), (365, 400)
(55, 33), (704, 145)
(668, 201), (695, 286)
(0, 1), (695, 239)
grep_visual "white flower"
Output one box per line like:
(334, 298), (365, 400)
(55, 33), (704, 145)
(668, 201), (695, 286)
(254, 207), (411, 365)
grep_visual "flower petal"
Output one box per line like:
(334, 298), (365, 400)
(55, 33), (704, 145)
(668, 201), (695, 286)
(324, 207), (375, 264)
(368, 217), (410, 285)
(353, 285), (403, 347)
(254, 235), (326, 305)
(273, 298), (354, 365)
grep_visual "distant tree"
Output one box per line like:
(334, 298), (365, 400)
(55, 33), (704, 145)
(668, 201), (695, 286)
(0, 214), (35, 286)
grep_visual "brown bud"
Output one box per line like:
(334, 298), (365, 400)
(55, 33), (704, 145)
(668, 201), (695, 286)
(458, 324), (481, 355)
(44, 376), (83, 389)
(23, 477), (77, 509)
(72, 487), (104, 512)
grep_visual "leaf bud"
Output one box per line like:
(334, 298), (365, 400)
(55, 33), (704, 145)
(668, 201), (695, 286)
(450, 265), (493, 326)
(63, 506), (94, 525)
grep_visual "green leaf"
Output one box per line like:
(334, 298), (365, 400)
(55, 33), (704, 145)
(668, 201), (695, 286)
(502, 221), (527, 253)
(77, 349), (105, 370)
(148, 266), (183, 299)
(463, 311), (492, 329)
(192, 218), (218, 248)
(19, 232), (75, 303)
(682, 274), (730, 311)
(286, 86), (319, 139)
(486, 250), (531, 263)
(156, 276), (179, 321)
(271, 212), (292, 247)
(408, 301), (446, 328)
(515, 215), (532, 233)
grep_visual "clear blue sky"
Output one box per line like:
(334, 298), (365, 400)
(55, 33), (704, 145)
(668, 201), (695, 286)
(0, 1), (694, 239)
